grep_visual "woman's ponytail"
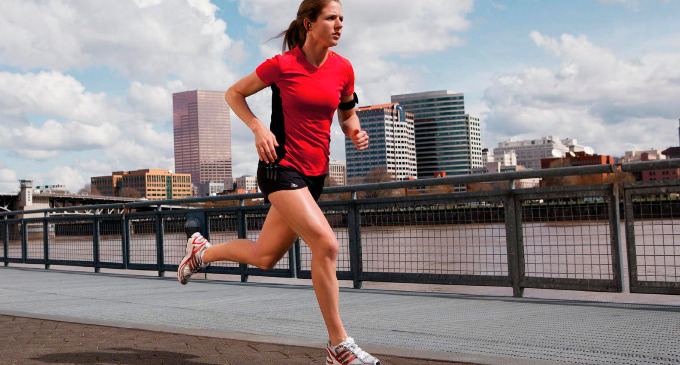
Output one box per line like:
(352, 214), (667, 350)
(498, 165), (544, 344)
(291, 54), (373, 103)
(277, 18), (306, 53)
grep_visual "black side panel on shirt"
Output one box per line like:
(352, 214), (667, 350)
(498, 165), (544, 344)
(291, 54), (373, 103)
(270, 84), (286, 160)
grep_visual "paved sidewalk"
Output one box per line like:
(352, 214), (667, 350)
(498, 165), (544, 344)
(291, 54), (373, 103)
(1, 267), (679, 365)
(0, 315), (465, 365)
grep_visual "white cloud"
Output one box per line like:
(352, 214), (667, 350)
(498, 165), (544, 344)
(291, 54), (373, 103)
(0, 70), (175, 194)
(74, 158), (114, 176)
(0, 168), (18, 193)
(483, 32), (680, 155)
(127, 81), (184, 122)
(0, 0), (242, 89)
(9, 120), (121, 152)
(42, 166), (87, 193)
(0, 71), (111, 125)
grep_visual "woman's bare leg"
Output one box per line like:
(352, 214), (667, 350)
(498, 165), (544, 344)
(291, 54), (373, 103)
(201, 205), (298, 271)
(267, 188), (348, 346)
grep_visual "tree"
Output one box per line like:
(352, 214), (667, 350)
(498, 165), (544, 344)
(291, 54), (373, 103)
(363, 167), (397, 198)
(319, 175), (350, 202)
(604, 170), (636, 195)
(77, 183), (100, 196)
(119, 187), (143, 198)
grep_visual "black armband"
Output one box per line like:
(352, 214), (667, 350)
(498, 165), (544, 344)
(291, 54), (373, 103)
(338, 92), (359, 110)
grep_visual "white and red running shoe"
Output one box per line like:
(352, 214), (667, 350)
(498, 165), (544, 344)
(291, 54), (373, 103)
(177, 232), (211, 285)
(326, 337), (381, 365)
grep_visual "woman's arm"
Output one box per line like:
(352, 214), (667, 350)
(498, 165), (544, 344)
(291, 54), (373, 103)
(225, 72), (279, 163)
(337, 94), (368, 151)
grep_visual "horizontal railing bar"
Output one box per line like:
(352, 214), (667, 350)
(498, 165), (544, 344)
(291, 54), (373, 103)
(325, 164), (617, 194)
(359, 272), (512, 286)
(620, 158), (680, 172)
(521, 277), (621, 292)
(5, 160), (680, 217)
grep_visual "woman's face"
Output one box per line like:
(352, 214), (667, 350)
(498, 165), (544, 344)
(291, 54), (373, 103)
(308, 1), (343, 47)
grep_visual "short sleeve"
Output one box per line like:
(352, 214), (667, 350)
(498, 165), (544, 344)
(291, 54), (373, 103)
(342, 59), (355, 97)
(255, 55), (281, 86)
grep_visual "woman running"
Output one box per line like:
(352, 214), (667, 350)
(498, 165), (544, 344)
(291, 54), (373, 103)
(178, 1), (380, 364)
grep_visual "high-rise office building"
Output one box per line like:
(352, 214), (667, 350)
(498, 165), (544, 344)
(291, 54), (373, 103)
(173, 91), (232, 190)
(346, 103), (417, 182)
(391, 90), (483, 178)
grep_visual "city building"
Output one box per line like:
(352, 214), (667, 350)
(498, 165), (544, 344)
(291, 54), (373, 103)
(541, 152), (614, 169)
(540, 152), (614, 185)
(662, 146), (680, 159)
(328, 160), (347, 186)
(494, 136), (594, 171)
(346, 103), (417, 182)
(639, 150), (679, 182)
(198, 181), (225, 197)
(235, 175), (259, 193)
(173, 90), (232, 193)
(482, 148), (518, 167)
(91, 169), (192, 199)
(391, 90), (483, 178)
(620, 149), (666, 163)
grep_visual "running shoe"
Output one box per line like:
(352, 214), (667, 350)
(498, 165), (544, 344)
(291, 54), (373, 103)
(326, 337), (381, 365)
(177, 232), (211, 285)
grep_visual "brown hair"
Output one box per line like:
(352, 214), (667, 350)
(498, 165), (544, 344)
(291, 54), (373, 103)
(276, 0), (340, 53)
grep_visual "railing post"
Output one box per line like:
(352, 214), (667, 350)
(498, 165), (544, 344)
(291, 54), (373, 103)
(122, 214), (129, 270)
(623, 183), (639, 293)
(608, 183), (624, 292)
(348, 191), (363, 289)
(43, 212), (50, 270)
(504, 183), (524, 297)
(21, 218), (27, 263)
(3, 216), (7, 266)
(93, 212), (101, 273)
(156, 205), (164, 277)
(238, 199), (248, 283)
(294, 238), (302, 278)
(288, 239), (298, 278)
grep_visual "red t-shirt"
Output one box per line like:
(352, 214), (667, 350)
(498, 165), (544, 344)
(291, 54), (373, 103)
(256, 46), (355, 176)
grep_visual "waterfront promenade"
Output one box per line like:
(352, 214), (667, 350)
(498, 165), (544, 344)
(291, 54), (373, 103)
(1, 266), (679, 365)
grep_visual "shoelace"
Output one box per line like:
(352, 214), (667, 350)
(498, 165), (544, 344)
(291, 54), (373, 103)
(341, 340), (369, 361)
(187, 238), (207, 272)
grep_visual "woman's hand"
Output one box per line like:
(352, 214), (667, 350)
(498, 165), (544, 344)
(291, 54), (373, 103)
(351, 129), (369, 151)
(254, 125), (279, 163)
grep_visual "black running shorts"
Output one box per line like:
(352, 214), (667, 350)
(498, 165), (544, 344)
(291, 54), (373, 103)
(256, 161), (326, 204)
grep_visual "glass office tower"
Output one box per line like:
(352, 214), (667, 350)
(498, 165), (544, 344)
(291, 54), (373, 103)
(173, 91), (232, 189)
(391, 90), (483, 179)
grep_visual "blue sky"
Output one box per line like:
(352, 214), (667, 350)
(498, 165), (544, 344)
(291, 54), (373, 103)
(1, 0), (679, 193)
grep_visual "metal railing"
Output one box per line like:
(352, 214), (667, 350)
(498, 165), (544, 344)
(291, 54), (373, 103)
(2, 160), (680, 296)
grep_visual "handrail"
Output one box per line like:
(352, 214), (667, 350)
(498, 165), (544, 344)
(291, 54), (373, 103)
(2, 159), (678, 217)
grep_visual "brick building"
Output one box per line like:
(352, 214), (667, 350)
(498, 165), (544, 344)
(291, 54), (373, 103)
(540, 152), (615, 185)
(92, 169), (191, 199)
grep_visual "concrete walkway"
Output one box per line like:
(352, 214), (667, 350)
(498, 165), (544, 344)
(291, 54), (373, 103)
(1, 267), (679, 365)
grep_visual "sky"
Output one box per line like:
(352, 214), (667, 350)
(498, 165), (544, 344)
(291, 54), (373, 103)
(1, 0), (679, 193)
